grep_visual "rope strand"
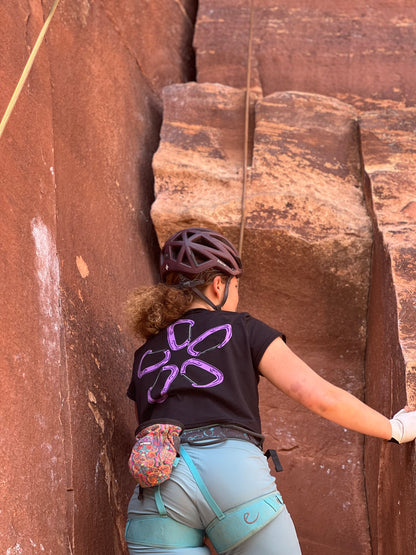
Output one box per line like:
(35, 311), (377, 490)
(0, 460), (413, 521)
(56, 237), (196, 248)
(238, 0), (255, 257)
(0, 0), (61, 139)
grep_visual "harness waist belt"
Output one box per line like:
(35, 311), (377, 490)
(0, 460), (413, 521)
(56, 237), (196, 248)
(181, 424), (264, 449)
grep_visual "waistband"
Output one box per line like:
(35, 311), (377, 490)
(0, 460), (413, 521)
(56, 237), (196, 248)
(180, 424), (264, 449)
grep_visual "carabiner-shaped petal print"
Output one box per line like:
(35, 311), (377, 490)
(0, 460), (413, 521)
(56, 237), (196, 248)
(187, 324), (232, 356)
(180, 358), (224, 388)
(147, 364), (179, 404)
(167, 319), (194, 351)
(137, 349), (171, 379)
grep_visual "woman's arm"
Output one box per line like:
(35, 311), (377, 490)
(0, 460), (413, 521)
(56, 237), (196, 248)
(259, 337), (392, 439)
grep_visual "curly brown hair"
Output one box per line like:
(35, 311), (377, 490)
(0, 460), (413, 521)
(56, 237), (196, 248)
(126, 270), (227, 339)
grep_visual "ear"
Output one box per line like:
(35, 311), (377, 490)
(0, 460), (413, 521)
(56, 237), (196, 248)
(212, 275), (223, 297)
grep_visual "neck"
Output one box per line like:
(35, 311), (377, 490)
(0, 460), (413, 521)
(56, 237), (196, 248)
(188, 299), (215, 311)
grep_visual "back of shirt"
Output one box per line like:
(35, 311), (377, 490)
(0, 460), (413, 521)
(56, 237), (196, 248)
(127, 308), (284, 434)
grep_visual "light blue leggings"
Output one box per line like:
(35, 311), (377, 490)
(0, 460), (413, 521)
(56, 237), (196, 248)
(126, 440), (302, 554)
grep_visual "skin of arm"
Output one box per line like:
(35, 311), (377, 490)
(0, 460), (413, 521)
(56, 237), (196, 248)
(259, 337), (392, 440)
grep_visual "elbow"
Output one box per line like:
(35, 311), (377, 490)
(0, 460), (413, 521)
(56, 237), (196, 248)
(294, 384), (341, 419)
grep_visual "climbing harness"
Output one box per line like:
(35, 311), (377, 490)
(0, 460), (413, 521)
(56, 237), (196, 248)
(181, 446), (284, 553)
(238, 0), (255, 257)
(126, 422), (284, 552)
(125, 444), (284, 553)
(0, 0), (61, 139)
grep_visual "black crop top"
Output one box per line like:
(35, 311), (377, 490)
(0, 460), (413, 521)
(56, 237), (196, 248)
(127, 309), (284, 434)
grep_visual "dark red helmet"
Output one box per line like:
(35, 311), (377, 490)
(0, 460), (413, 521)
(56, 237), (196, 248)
(160, 228), (242, 282)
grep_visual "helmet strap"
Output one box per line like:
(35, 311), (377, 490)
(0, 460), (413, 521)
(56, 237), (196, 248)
(175, 277), (206, 290)
(191, 277), (231, 311)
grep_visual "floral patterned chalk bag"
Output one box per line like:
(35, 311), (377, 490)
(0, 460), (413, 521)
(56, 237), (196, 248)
(128, 419), (183, 488)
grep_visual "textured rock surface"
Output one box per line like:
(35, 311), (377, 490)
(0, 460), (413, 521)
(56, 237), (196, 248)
(360, 108), (416, 555)
(194, 1), (416, 106)
(0, 5), (68, 552)
(2, 1), (416, 553)
(245, 91), (372, 554)
(152, 82), (251, 240)
(190, 4), (416, 552)
(152, 82), (373, 553)
(0, 1), (195, 553)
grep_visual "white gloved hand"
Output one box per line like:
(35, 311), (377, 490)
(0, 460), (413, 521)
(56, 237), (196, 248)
(390, 407), (416, 443)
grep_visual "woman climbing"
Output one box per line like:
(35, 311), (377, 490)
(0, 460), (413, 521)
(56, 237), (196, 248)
(124, 227), (416, 554)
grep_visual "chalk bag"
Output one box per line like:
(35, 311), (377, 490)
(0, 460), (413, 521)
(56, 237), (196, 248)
(128, 420), (183, 488)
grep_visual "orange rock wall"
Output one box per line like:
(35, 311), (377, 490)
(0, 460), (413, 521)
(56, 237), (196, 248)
(195, 0), (416, 106)
(152, 83), (374, 553)
(0, 1), (196, 553)
(2, 1), (416, 554)
(361, 110), (416, 554)
(153, 2), (416, 553)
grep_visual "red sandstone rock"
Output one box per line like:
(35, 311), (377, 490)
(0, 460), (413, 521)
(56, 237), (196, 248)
(152, 81), (253, 244)
(151, 82), (373, 553)
(0, 3), (69, 553)
(360, 107), (416, 555)
(248, 92), (373, 553)
(0, 1), (195, 553)
(2, 1), (416, 554)
(194, 1), (416, 106)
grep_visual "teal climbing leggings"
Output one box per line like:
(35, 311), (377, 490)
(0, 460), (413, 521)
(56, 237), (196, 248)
(125, 439), (302, 554)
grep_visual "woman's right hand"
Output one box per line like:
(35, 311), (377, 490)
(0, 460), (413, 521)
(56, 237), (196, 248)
(390, 406), (416, 443)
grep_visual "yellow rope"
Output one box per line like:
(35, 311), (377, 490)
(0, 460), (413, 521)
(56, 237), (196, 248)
(238, 0), (255, 257)
(0, 0), (61, 139)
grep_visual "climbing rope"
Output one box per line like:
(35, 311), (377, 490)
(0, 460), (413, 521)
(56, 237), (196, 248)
(0, 0), (61, 139)
(238, 0), (255, 257)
